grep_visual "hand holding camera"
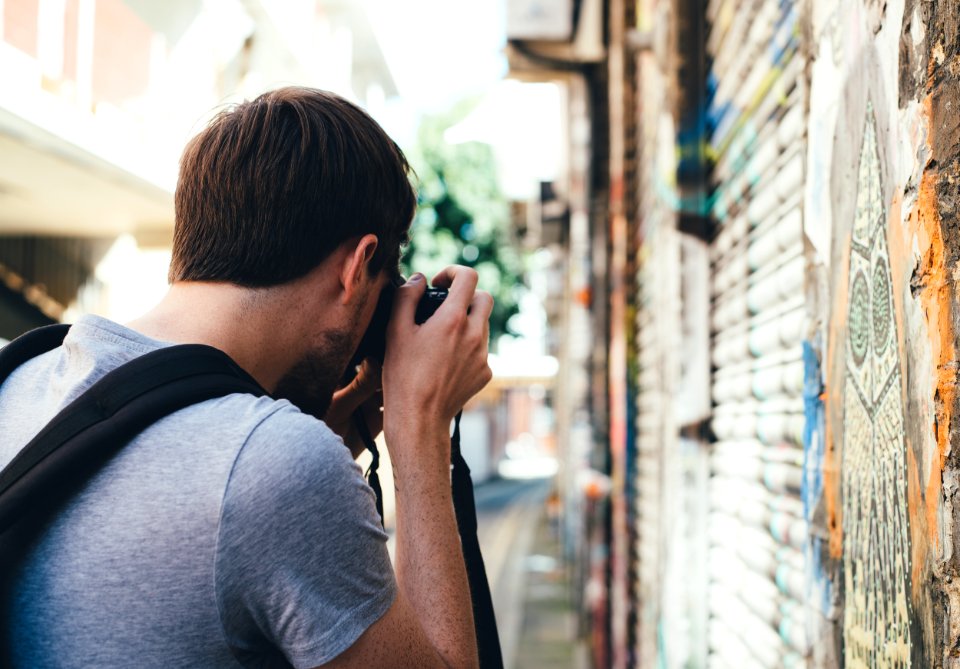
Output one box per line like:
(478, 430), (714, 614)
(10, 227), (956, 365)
(326, 266), (493, 463)
(383, 267), (494, 473)
(325, 278), (433, 457)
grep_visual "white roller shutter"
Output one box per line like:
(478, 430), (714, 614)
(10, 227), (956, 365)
(705, 0), (810, 666)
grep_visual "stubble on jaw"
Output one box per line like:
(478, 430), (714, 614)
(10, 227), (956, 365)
(272, 328), (356, 420)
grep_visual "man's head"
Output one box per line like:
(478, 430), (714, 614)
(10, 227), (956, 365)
(168, 87), (416, 415)
(170, 86), (415, 287)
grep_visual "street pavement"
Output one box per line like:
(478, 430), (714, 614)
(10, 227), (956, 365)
(385, 475), (586, 668)
(474, 477), (587, 669)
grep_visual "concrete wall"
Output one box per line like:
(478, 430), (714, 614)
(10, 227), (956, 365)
(804, 0), (960, 666)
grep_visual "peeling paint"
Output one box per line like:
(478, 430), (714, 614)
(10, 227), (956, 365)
(908, 164), (954, 552)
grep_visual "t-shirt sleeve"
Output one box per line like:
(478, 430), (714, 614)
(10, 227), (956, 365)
(214, 406), (397, 668)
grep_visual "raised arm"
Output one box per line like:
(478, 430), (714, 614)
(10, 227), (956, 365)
(320, 267), (492, 669)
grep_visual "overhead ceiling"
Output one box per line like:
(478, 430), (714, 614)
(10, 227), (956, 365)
(0, 117), (174, 239)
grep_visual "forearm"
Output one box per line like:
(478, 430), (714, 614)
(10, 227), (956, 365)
(378, 267), (490, 668)
(390, 429), (478, 669)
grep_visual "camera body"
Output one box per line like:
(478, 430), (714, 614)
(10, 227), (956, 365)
(414, 288), (448, 325)
(349, 280), (447, 367)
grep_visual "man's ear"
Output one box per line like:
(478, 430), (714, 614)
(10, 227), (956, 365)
(340, 234), (379, 303)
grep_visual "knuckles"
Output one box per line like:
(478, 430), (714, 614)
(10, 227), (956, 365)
(438, 308), (468, 333)
(476, 291), (494, 309)
(458, 266), (479, 282)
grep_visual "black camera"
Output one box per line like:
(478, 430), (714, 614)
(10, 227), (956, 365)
(350, 275), (447, 367)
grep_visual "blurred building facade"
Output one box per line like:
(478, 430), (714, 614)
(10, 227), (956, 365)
(508, 0), (960, 667)
(0, 0), (396, 339)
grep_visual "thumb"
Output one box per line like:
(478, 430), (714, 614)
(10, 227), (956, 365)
(390, 273), (427, 331)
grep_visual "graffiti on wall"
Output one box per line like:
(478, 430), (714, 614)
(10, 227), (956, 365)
(841, 105), (913, 668)
(812, 0), (950, 656)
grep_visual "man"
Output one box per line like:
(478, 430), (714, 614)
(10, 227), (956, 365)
(0, 87), (491, 668)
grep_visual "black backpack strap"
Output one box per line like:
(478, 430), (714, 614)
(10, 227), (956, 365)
(0, 324), (71, 382)
(0, 341), (267, 534)
(0, 328), (268, 666)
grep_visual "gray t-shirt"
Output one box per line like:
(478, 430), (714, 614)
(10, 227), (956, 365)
(0, 315), (396, 668)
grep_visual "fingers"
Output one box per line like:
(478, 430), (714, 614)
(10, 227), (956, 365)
(352, 359), (382, 395)
(467, 290), (493, 343)
(466, 291), (493, 392)
(431, 266), (478, 314)
(469, 290), (494, 322)
(382, 265), (493, 424)
(390, 273), (427, 331)
(331, 359), (382, 416)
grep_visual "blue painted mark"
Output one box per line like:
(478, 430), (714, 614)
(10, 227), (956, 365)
(801, 338), (832, 615)
(775, 563), (790, 593)
(784, 652), (803, 668)
(769, 5), (798, 61)
(802, 340), (824, 520)
(770, 511), (783, 542)
(779, 617), (792, 645)
(780, 598), (798, 617)
(753, 374), (767, 401)
(706, 99), (732, 135)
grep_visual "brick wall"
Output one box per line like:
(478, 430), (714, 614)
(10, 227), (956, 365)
(90, 0), (152, 106)
(3, 0), (40, 58)
(62, 0), (79, 82)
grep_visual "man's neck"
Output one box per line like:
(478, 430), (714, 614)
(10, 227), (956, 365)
(126, 281), (314, 393)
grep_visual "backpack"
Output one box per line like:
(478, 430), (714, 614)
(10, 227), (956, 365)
(0, 324), (503, 668)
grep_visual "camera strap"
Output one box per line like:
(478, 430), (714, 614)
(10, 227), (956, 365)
(449, 413), (505, 669)
(358, 411), (504, 669)
(353, 411), (384, 523)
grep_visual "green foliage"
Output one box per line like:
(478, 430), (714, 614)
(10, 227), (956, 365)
(401, 101), (525, 346)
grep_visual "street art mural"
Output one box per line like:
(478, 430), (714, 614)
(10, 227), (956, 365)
(810, 0), (960, 665)
(841, 106), (912, 668)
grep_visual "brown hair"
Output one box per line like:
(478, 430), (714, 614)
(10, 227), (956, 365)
(170, 87), (415, 286)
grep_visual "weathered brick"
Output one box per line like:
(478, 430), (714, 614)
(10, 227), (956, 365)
(2, 0), (40, 58)
(90, 0), (153, 107)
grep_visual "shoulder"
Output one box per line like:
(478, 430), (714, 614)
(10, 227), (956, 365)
(170, 393), (359, 479)
(213, 401), (395, 666)
(231, 398), (362, 487)
(243, 400), (347, 456)
(215, 400), (377, 533)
